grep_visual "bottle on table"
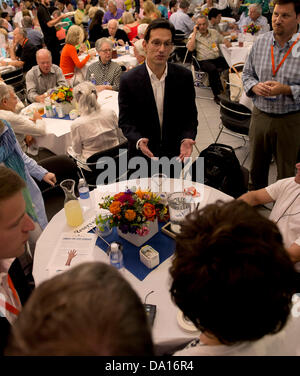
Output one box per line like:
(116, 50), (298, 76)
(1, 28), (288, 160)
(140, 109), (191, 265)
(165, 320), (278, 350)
(90, 73), (96, 85)
(125, 41), (129, 54)
(45, 97), (54, 118)
(78, 178), (91, 212)
(109, 242), (124, 270)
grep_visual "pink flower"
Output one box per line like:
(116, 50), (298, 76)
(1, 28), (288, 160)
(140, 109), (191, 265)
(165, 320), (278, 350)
(136, 226), (150, 237)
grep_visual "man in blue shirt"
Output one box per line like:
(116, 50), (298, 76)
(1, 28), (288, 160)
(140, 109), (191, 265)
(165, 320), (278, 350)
(242, 0), (300, 190)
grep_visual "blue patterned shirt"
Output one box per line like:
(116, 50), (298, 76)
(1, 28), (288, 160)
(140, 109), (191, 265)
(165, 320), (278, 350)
(242, 30), (300, 114)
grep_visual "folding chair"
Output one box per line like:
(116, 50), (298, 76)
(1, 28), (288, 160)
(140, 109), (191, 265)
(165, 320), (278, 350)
(215, 96), (252, 165)
(169, 30), (188, 63)
(68, 141), (129, 187)
(2, 67), (27, 105)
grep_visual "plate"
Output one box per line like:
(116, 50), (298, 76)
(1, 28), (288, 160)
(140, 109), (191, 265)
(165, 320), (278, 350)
(177, 310), (199, 333)
(64, 11), (75, 17)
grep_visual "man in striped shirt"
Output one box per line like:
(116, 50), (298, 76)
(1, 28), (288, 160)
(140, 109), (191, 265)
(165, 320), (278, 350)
(242, 0), (300, 190)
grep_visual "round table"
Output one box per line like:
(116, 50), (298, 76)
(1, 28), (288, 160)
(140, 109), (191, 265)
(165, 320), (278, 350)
(33, 178), (233, 348)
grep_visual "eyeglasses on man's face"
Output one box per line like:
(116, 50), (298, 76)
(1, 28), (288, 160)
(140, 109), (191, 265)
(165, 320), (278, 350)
(100, 49), (112, 53)
(149, 39), (174, 48)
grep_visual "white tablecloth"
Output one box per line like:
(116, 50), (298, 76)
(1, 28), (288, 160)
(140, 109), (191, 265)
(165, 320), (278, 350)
(22, 90), (119, 155)
(33, 178), (232, 346)
(220, 42), (252, 67)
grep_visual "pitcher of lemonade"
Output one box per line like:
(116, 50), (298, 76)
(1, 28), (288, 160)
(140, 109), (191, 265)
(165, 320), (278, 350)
(60, 179), (84, 227)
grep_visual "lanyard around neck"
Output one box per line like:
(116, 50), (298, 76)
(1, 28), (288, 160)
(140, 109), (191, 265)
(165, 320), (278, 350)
(271, 33), (300, 76)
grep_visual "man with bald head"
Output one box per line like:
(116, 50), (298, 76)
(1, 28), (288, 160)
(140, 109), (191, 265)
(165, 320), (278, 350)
(26, 49), (67, 103)
(103, 19), (130, 46)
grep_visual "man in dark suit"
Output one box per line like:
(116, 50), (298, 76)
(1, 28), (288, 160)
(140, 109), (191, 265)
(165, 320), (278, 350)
(0, 166), (35, 354)
(118, 19), (198, 164)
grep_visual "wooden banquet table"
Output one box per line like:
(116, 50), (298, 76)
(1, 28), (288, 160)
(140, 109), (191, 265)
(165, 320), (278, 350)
(33, 178), (232, 348)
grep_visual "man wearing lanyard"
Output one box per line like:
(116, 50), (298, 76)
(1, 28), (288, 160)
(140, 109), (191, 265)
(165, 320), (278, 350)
(0, 28), (37, 73)
(242, 0), (300, 190)
(118, 19), (198, 168)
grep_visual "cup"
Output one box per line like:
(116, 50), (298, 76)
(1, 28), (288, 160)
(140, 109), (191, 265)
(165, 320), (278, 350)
(96, 209), (113, 237)
(36, 104), (44, 116)
(167, 192), (192, 234)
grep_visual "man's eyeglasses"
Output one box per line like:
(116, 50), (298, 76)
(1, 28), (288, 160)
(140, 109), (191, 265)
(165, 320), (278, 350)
(100, 49), (112, 53)
(150, 40), (174, 48)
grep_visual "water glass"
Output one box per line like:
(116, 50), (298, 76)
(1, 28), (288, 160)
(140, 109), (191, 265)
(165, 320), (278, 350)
(167, 192), (192, 234)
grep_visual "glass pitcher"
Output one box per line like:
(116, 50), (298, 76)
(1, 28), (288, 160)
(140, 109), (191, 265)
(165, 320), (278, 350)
(60, 179), (84, 227)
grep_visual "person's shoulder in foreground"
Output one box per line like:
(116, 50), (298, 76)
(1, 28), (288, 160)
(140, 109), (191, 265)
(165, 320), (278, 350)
(170, 199), (299, 356)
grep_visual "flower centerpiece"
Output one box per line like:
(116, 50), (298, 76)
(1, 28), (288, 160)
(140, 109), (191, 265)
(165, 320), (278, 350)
(50, 86), (74, 116)
(98, 188), (168, 246)
(201, 8), (209, 16)
(244, 23), (260, 35)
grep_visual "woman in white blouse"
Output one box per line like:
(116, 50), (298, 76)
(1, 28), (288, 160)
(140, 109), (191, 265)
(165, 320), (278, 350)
(70, 81), (126, 162)
(0, 83), (46, 152)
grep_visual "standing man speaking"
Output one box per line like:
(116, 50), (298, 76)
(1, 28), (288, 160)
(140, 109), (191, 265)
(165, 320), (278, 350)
(118, 19), (198, 165)
(243, 0), (300, 190)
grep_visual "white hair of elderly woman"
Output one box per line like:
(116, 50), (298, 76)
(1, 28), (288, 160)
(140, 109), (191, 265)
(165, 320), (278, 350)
(0, 83), (14, 104)
(134, 39), (146, 57)
(95, 37), (113, 52)
(73, 81), (100, 116)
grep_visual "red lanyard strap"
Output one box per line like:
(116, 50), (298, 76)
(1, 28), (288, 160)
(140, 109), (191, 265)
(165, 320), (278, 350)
(271, 34), (300, 76)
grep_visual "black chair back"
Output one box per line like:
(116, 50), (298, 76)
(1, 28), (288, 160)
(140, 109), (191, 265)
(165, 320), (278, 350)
(2, 67), (26, 103)
(220, 97), (251, 136)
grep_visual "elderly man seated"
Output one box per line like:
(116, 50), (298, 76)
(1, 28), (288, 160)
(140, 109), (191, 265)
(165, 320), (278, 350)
(187, 15), (231, 104)
(238, 4), (269, 34)
(86, 38), (122, 92)
(0, 83), (46, 152)
(0, 27), (37, 73)
(102, 19), (130, 46)
(133, 39), (146, 64)
(103, 0), (124, 25)
(21, 16), (44, 49)
(26, 49), (67, 103)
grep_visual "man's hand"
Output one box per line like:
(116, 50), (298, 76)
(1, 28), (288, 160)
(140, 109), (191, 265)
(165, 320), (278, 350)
(252, 82), (272, 96)
(35, 93), (47, 103)
(179, 139), (196, 161)
(43, 172), (57, 186)
(138, 138), (155, 158)
(25, 135), (35, 146)
(264, 80), (291, 96)
(31, 110), (42, 122)
(224, 39), (232, 48)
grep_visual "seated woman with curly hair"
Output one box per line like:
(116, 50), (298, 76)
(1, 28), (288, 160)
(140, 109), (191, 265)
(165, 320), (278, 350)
(69, 81), (126, 163)
(60, 25), (96, 81)
(170, 200), (300, 356)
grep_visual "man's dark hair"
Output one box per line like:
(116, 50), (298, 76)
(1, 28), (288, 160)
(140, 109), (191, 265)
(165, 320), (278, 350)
(1, 12), (8, 18)
(179, 0), (189, 10)
(144, 18), (175, 42)
(274, 0), (300, 15)
(170, 200), (297, 345)
(208, 7), (222, 20)
(6, 262), (154, 356)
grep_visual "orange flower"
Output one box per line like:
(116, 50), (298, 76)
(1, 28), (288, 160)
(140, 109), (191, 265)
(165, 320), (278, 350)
(57, 91), (65, 99)
(143, 203), (156, 221)
(135, 189), (145, 199)
(125, 209), (136, 221)
(109, 201), (121, 214)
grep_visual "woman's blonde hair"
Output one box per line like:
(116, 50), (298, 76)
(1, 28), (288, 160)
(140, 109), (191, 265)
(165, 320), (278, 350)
(143, 0), (156, 15)
(122, 11), (135, 24)
(65, 25), (84, 46)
